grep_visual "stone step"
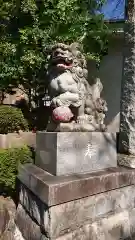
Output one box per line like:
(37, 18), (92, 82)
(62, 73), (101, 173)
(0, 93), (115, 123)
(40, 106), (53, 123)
(18, 163), (135, 206)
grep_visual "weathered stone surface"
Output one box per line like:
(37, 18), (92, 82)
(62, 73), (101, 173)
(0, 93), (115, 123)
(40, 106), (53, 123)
(119, 131), (135, 156)
(35, 132), (117, 175)
(19, 183), (135, 239)
(0, 203), (9, 237)
(19, 184), (50, 235)
(14, 225), (48, 240)
(118, 13), (135, 156)
(129, 208), (135, 238)
(14, 226), (25, 240)
(15, 207), (135, 240)
(18, 163), (135, 206)
(56, 210), (133, 240)
(15, 204), (46, 240)
(0, 196), (16, 240)
(118, 153), (135, 168)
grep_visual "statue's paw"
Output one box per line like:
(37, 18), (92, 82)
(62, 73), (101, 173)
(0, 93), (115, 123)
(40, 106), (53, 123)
(52, 97), (69, 107)
(76, 115), (93, 124)
(55, 98), (63, 106)
(51, 98), (57, 107)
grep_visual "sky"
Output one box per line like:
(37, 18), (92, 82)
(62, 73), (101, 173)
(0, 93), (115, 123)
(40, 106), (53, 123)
(98, 0), (126, 21)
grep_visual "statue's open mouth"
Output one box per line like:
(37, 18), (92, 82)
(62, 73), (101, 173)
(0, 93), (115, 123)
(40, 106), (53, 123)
(52, 56), (73, 69)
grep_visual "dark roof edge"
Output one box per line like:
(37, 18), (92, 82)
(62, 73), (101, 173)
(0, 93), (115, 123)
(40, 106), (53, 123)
(104, 20), (125, 24)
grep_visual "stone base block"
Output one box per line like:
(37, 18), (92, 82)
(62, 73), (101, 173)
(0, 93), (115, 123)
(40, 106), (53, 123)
(16, 183), (135, 239)
(36, 132), (117, 175)
(15, 164), (135, 239)
(14, 204), (46, 240)
(14, 205), (135, 240)
(118, 153), (135, 168)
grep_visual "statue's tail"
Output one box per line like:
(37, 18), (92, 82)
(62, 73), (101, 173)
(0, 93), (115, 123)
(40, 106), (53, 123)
(84, 78), (107, 119)
(91, 78), (103, 101)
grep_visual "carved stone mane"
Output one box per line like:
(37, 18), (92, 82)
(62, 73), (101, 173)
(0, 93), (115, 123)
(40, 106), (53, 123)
(46, 43), (107, 132)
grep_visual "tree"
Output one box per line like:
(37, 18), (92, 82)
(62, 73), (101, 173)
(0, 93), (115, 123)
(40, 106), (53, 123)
(0, 1), (19, 100)
(0, 0), (109, 106)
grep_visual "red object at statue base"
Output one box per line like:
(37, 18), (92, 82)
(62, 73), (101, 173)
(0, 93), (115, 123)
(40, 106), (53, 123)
(52, 106), (73, 122)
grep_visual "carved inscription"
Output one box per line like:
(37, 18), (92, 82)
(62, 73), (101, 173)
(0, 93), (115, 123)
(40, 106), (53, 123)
(84, 141), (97, 159)
(59, 139), (98, 158)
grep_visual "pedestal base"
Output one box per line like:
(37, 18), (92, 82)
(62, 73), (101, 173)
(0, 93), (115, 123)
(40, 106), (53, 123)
(14, 164), (135, 240)
(36, 132), (117, 176)
(14, 207), (135, 240)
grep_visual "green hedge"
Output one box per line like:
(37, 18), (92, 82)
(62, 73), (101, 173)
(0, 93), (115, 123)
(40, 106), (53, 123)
(0, 105), (29, 134)
(0, 146), (33, 194)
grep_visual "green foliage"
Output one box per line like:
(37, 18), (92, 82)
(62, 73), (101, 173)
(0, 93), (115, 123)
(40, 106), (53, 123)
(0, 0), (110, 101)
(0, 1), (19, 92)
(0, 146), (32, 194)
(0, 105), (29, 134)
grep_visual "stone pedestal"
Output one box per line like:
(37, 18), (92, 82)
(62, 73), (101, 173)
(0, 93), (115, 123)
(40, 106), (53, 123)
(35, 132), (117, 175)
(14, 164), (135, 240)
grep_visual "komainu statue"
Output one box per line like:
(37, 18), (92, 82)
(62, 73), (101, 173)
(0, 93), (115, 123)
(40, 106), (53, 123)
(46, 43), (107, 132)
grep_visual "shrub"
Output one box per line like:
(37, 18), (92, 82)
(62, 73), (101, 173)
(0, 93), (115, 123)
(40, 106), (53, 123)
(0, 146), (33, 194)
(0, 105), (29, 134)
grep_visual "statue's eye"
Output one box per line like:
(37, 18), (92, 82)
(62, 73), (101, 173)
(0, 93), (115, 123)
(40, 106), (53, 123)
(73, 60), (78, 65)
(54, 51), (59, 55)
(76, 67), (83, 77)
